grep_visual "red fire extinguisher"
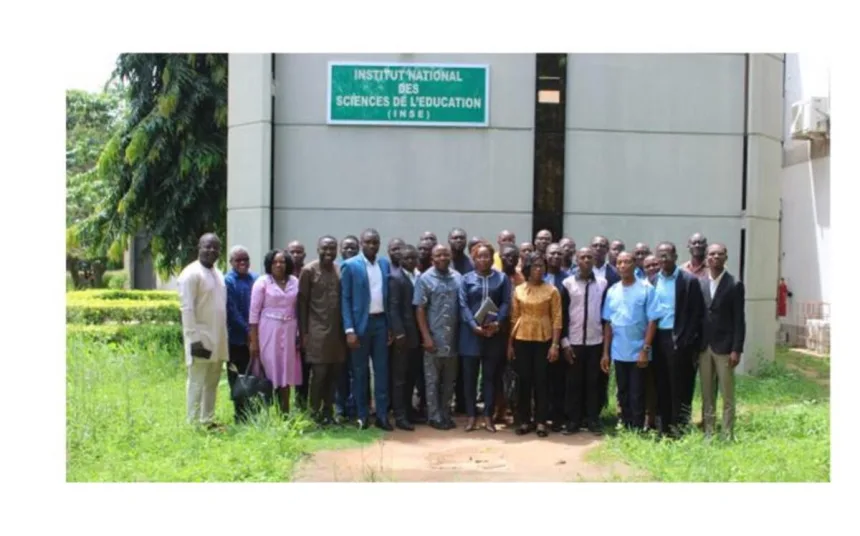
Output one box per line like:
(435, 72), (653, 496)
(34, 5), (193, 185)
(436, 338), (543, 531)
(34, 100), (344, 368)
(777, 278), (791, 317)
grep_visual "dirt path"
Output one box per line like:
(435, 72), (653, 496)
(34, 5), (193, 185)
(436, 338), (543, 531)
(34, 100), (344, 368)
(294, 416), (637, 482)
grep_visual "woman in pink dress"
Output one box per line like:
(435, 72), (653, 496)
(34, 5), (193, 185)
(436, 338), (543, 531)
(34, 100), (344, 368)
(249, 249), (302, 414)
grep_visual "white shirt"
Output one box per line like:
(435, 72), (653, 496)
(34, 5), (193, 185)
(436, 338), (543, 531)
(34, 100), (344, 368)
(177, 260), (229, 365)
(365, 256), (385, 314)
(594, 263), (607, 280)
(709, 269), (726, 299)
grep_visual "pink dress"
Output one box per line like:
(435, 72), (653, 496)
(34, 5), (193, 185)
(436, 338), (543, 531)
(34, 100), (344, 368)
(249, 275), (302, 388)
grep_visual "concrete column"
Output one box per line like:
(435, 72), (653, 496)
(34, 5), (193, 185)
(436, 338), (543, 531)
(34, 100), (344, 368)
(740, 53), (785, 373)
(227, 53), (273, 271)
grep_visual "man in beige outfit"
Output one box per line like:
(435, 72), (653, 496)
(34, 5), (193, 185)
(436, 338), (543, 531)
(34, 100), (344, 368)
(178, 233), (229, 428)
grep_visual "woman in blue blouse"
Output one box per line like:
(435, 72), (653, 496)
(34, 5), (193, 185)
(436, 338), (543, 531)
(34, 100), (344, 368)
(458, 242), (512, 432)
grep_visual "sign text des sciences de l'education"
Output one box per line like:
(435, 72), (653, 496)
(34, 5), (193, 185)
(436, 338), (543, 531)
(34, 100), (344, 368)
(334, 67), (484, 110)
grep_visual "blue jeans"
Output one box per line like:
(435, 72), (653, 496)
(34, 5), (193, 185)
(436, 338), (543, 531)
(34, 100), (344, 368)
(350, 314), (390, 422)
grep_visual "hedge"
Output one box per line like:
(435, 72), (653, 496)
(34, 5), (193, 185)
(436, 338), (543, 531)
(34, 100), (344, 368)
(67, 324), (183, 352)
(67, 289), (179, 302)
(67, 299), (180, 325)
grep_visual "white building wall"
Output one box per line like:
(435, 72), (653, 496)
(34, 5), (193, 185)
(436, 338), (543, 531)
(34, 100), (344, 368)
(271, 53), (535, 251)
(780, 157), (831, 312)
(563, 53), (784, 371)
(779, 52), (831, 330)
(227, 53), (786, 371)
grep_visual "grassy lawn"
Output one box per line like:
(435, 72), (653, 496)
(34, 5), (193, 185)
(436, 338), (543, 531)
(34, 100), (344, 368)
(66, 330), (381, 482)
(588, 347), (830, 482)
(67, 299), (830, 483)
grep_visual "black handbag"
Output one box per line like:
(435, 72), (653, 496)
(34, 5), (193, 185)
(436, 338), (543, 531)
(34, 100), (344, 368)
(230, 359), (274, 406)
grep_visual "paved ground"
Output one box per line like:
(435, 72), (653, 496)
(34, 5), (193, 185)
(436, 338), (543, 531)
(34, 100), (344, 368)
(294, 416), (637, 482)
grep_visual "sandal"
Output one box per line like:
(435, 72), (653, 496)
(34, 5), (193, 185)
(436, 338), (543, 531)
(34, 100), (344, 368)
(536, 424), (548, 438)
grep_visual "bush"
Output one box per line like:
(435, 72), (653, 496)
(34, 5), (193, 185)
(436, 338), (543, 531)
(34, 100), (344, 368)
(67, 324), (184, 354)
(105, 270), (128, 289)
(67, 299), (180, 325)
(67, 290), (178, 302)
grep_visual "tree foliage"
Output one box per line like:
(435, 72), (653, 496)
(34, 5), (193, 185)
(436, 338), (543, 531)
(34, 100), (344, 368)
(66, 88), (124, 287)
(80, 53), (228, 277)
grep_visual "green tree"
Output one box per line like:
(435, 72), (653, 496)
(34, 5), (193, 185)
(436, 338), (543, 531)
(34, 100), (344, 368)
(66, 87), (124, 288)
(80, 53), (228, 277)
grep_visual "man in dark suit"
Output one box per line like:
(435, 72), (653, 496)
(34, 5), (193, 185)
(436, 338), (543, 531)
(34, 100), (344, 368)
(340, 228), (394, 431)
(699, 243), (745, 440)
(387, 245), (423, 430)
(334, 235), (360, 423)
(590, 236), (621, 287)
(545, 243), (570, 431)
(650, 241), (705, 437)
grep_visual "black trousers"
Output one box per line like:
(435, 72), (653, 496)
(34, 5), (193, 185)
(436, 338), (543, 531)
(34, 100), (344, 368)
(308, 363), (342, 420)
(653, 330), (697, 432)
(454, 358), (467, 414)
(514, 340), (551, 425)
(410, 347), (426, 417)
(565, 344), (603, 426)
(682, 357), (698, 426)
(548, 359), (568, 424)
(615, 360), (646, 429)
(391, 342), (422, 421)
(227, 344), (252, 423)
(462, 351), (502, 418)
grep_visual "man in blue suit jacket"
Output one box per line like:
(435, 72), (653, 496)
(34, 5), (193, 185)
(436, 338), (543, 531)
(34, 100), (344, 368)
(340, 229), (394, 431)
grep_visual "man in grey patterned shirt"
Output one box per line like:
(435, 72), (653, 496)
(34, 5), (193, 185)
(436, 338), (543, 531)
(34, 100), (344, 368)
(413, 244), (462, 431)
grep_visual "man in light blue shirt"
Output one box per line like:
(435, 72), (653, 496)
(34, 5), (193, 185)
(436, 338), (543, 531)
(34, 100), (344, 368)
(601, 252), (661, 431)
(651, 241), (705, 437)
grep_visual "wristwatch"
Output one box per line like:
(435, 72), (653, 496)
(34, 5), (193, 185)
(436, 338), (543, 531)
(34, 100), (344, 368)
(642, 344), (652, 351)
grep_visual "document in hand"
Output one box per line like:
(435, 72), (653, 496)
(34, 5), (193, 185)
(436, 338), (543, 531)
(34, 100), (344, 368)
(474, 297), (499, 326)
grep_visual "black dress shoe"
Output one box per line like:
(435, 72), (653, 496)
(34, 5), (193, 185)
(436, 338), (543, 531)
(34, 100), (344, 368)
(587, 422), (603, 434)
(429, 419), (448, 431)
(395, 419), (415, 431)
(551, 422), (564, 433)
(562, 422), (580, 435)
(443, 419), (457, 430)
(375, 419), (394, 432)
(356, 419), (369, 430)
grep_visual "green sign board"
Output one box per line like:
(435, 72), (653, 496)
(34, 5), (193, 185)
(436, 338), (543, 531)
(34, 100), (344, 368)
(327, 62), (490, 127)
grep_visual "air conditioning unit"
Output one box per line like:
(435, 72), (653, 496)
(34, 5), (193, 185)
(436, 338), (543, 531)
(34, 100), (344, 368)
(790, 97), (830, 141)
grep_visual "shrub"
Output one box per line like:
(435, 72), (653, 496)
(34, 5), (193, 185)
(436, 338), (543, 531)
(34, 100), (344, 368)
(67, 290), (179, 302)
(67, 324), (184, 354)
(67, 299), (180, 325)
(105, 271), (129, 289)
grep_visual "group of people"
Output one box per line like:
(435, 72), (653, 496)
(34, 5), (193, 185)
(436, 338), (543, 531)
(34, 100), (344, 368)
(178, 226), (745, 440)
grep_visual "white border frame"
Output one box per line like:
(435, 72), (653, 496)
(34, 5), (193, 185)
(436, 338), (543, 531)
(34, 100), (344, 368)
(325, 60), (491, 128)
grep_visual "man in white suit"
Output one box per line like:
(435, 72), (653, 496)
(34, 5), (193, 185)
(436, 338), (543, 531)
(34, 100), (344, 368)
(177, 233), (229, 428)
